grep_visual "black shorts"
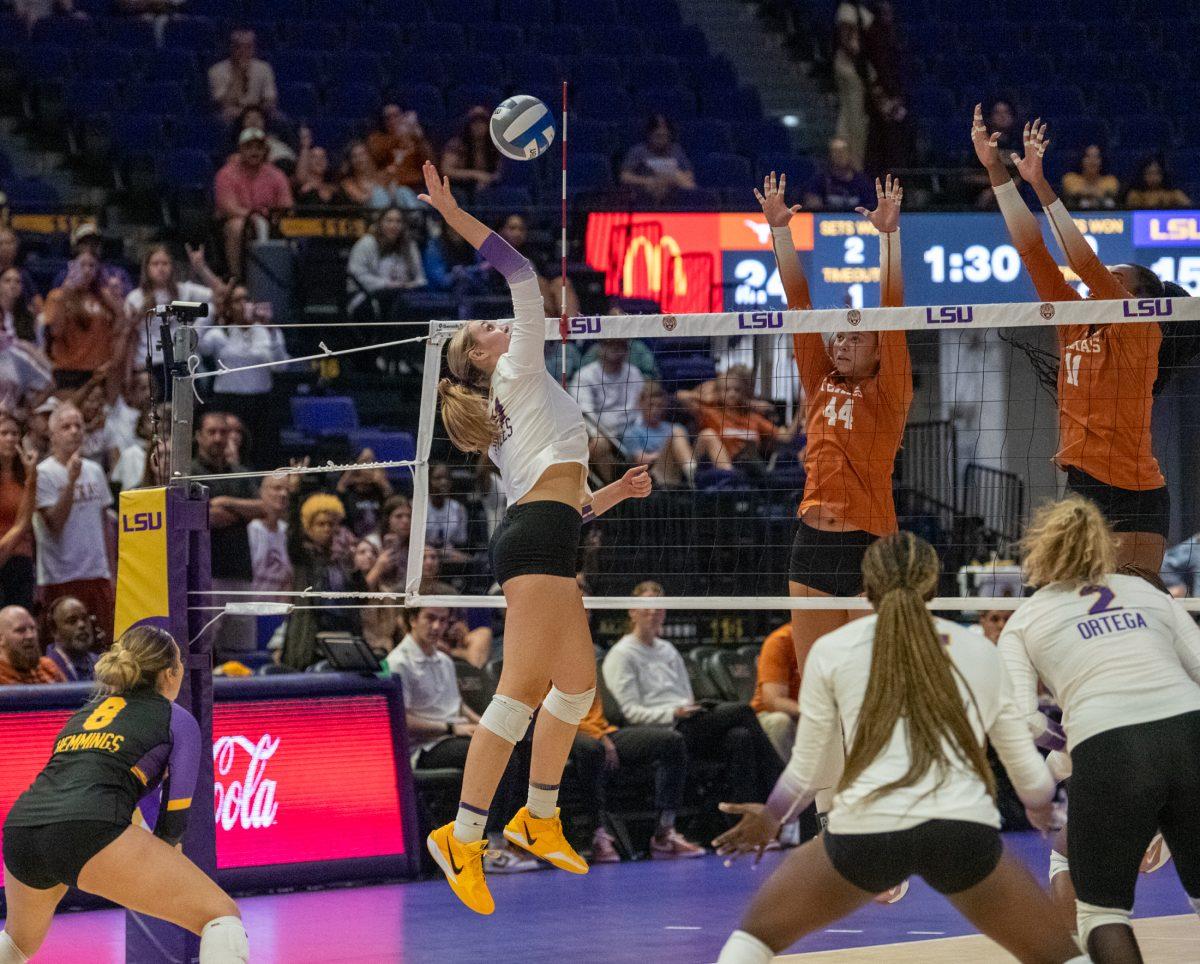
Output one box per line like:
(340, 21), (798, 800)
(1065, 467), (1170, 538)
(2, 820), (128, 889)
(488, 500), (582, 585)
(788, 521), (874, 596)
(824, 819), (1002, 895)
(1068, 710), (1200, 911)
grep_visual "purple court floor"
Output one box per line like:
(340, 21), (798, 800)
(5, 833), (1193, 963)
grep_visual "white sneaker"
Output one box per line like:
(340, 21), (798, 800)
(874, 879), (909, 904)
(1141, 833), (1172, 874)
(484, 843), (542, 874)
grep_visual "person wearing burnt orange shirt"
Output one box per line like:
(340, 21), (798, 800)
(972, 106), (1169, 570)
(750, 624), (802, 762)
(758, 172), (913, 674)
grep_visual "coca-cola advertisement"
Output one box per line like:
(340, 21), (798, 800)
(0, 694), (409, 875)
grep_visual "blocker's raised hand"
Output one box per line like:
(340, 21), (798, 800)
(754, 171), (803, 229)
(856, 175), (903, 233)
(970, 102), (1003, 169)
(1012, 118), (1051, 187)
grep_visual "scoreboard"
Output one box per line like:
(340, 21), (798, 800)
(584, 209), (1200, 313)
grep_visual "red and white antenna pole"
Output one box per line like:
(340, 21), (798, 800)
(559, 79), (569, 388)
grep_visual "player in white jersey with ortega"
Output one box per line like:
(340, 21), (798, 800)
(1000, 496), (1200, 963)
(711, 531), (1084, 964)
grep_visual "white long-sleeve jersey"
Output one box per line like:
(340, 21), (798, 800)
(999, 574), (1200, 752)
(768, 615), (1054, 833)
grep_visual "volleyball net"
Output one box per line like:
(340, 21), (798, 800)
(398, 294), (1200, 631)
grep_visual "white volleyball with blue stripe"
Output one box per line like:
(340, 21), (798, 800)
(490, 95), (556, 161)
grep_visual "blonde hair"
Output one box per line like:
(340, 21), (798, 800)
(438, 324), (498, 453)
(1021, 495), (1116, 588)
(627, 580), (665, 630)
(94, 625), (179, 694)
(300, 492), (345, 533)
(839, 532), (996, 805)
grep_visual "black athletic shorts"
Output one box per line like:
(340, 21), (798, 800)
(1065, 467), (1170, 538)
(788, 520), (874, 597)
(823, 819), (1002, 895)
(489, 500), (582, 585)
(1068, 710), (1200, 911)
(2, 820), (128, 889)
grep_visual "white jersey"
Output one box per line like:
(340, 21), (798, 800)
(487, 275), (589, 506)
(999, 574), (1200, 751)
(773, 615), (1054, 834)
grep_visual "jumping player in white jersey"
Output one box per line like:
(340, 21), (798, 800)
(712, 532), (1085, 964)
(1000, 496), (1200, 963)
(420, 161), (652, 915)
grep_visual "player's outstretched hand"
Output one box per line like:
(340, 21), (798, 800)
(417, 160), (460, 217)
(1012, 118), (1050, 186)
(754, 172), (803, 229)
(619, 464), (653, 500)
(855, 175), (903, 233)
(970, 103), (1003, 170)
(713, 802), (780, 866)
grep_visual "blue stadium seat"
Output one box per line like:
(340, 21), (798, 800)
(278, 20), (345, 52)
(159, 148), (214, 189)
(387, 51), (447, 87)
(291, 396), (359, 436)
(373, 0), (431, 22)
(574, 84), (632, 123)
(679, 119), (734, 158)
(909, 83), (956, 119)
(1166, 150), (1200, 192)
(621, 0), (681, 23)
(186, 0), (242, 18)
(162, 16), (220, 52)
(325, 83), (382, 120)
(243, 0), (293, 19)
(568, 118), (618, 155)
(474, 184), (534, 211)
(559, 0), (619, 25)
(444, 54), (504, 89)
(635, 85), (697, 121)
(507, 52), (562, 88)
(699, 85), (762, 121)
(466, 24), (525, 59)
(564, 55), (624, 88)
(130, 81), (189, 116)
(1052, 115), (1110, 150)
(527, 24), (584, 56)
(325, 51), (386, 88)
(749, 121), (791, 155)
(27, 44), (74, 81)
(497, 0), (552, 20)
(307, 118), (356, 154)
(1113, 115), (1177, 150)
(278, 82), (321, 119)
(112, 113), (169, 159)
(78, 45), (137, 84)
(1, 179), (61, 209)
(429, 0), (494, 22)
(407, 22), (467, 55)
(754, 151), (816, 189)
(142, 48), (202, 85)
(696, 152), (753, 191)
(388, 83), (446, 127)
(648, 24), (709, 58)
(566, 152), (614, 193)
(0, 150), (13, 183)
(101, 17), (156, 48)
(346, 23), (406, 53)
(587, 24), (646, 57)
(31, 15), (97, 48)
(346, 429), (416, 480)
(446, 84), (503, 119)
(684, 54), (736, 92)
(181, 115), (228, 156)
(626, 56), (682, 89)
(309, 0), (367, 19)
(272, 50), (326, 87)
(65, 80), (121, 120)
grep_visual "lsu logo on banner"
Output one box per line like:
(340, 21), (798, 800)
(738, 311), (783, 330)
(1132, 211), (1200, 246)
(568, 316), (602, 335)
(1122, 299), (1174, 318)
(114, 487), (169, 638)
(925, 306), (974, 325)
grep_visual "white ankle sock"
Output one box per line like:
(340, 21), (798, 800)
(1190, 895), (1200, 917)
(453, 802), (488, 844)
(199, 916), (248, 964)
(526, 781), (559, 819)
(0, 932), (29, 964)
(717, 929), (773, 964)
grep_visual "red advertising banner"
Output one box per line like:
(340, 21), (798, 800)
(0, 694), (407, 872)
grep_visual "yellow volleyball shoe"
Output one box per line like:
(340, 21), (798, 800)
(426, 822), (495, 915)
(503, 806), (590, 874)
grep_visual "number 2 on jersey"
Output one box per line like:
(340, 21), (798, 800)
(1081, 585), (1122, 615)
(83, 696), (127, 731)
(823, 397), (854, 429)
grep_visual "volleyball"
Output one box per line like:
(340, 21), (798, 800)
(490, 95), (556, 161)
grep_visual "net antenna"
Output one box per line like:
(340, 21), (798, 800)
(149, 299), (208, 480)
(558, 79), (569, 387)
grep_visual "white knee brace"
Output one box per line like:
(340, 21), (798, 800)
(0, 932), (29, 964)
(479, 694), (535, 744)
(542, 686), (595, 726)
(1049, 849), (1070, 882)
(200, 916), (249, 964)
(1076, 900), (1131, 951)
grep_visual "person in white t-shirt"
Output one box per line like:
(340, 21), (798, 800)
(426, 462), (469, 564)
(1000, 498), (1200, 962)
(713, 532), (1082, 964)
(247, 475), (292, 596)
(32, 403), (115, 643)
(124, 244), (221, 368)
(105, 368), (152, 456)
(569, 339), (645, 482)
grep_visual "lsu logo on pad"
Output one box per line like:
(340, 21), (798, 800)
(121, 511), (163, 533)
(568, 316), (603, 335)
(1122, 299), (1174, 318)
(737, 311), (783, 330)
(1133, 212), (1200, 246)
(925, 306), (974, 325)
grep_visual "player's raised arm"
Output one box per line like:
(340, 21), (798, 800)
(755, 171), (812, 311)
(857, 175), (912, 401)
(971, 104), (1078, 304)
(1013, 120), (1129, 300)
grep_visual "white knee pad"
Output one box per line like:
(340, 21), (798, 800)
(479, 694), (535, 744)
(1076, 900), (1131, 950)
(200, 916), (249, 964)
(1049, 849), (1070, 882)
(542, 686), (595, 726)
(0, 932), (29, 964)
(716, 929), (773, 964)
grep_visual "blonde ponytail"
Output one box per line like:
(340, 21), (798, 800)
(440, 324), (498, 453)
(840, 532), (996, 804)
(94, 625), (179, 694)
(1021, 495), (1116, 588)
